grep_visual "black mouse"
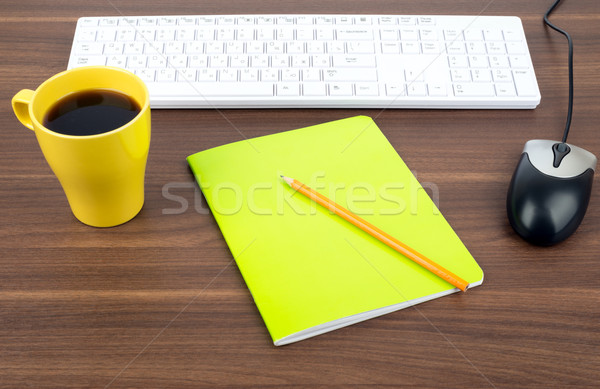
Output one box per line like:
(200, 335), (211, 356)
(507, 139), (596, 246)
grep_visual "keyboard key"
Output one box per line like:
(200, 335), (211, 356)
(303, 83), (327, 96)
(272, 55), (290, 67)
(405, 68), (424, 82)
(418, 17), (435, 26)
(337, 28), (373, 41)
(139, 17), (157, 26)
(402, 42), (420, 54)
(428, 83), (447, 96)
(156, 68), (176, 82)
(230, 55), (249, 67)
(291, 55), (310, 67)
(380, 29), (399, 41)
(323, 68), (377, 82)
(509, 55), (529, 69)
(381, 42), (400, 54)
(147, 55), (166, 68)
(277, 83), (300, 96)
(240, 69), (259, 81)
(135, 69), (155, 82)
(209, 54), (228, 67)
(420, 29), (437, 41)
(261, 69), (279, 81)
(489, 55), (510, 68)
(107, 55), (126, 67)
(407, 83), (427, 96)
(287, 41), (305, 54)
(332, 55), (376, 67)
(446, 42), (466, 54)
(75, 42), (104, 55)
(100, 18), (118, 27)
(486, 42), (506, 54)
(400, 28), (418, 41)
(79, 18), (98, 27)
(471, 69), (492, 82)
(492, 69), (512, 83)
(177, 69), (197, 82)
(451, 69), (470, 82)
(189, 55), (208, 67)
(513, 70), (538, 96)
(453, 83), (495, 97)
(282, 69), (300, 81)
(483, 29), (503, 41)
(464, 29), (483, 41)
(104, 42), (124, 55)
(355, 83), (379, 96)
(379, 16), (397, 25)
(165, 41), (184, 54)
(468, 55), (488, 68)
(219, 69), (238, 81)
(422, 42), (441, 54)
(316, 28), (334, 40)
(72, 56), (106, 66)
(185, 42), (204, 54)
(296, 28), (314, 40)
(335, 16), (353, 25)
(496, 83), (517, 96)
(128, 55), (147, 68)
(448, 55), (468, 68)
(196, 28), (214, 40)
(386, 83), (405, 96)
(466, 41), (486, 55)
(302, 68), (321, 81)
(355, 16), (372, 25)
(506, 42), (526, 55)
(306, 42), (325, 54)
(444, 29), (463, 41)
(398, 16), (416, 25)
(198, 69), (217, 81)
(178, 16), (196, 26)
(198, 16), (215, 25)
(312, 55), (330, 67)
(316, 16), (333, 25)
(329, 83), (353, 96)
(347, 42), (375, 54)
(251, 54), (269, 67)
(503, 29), (522, 41)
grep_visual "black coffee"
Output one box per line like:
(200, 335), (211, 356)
(43, 89), (141, 136)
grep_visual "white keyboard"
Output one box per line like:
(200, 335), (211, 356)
(68, 15), (541, 109)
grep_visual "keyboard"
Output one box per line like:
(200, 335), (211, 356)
(67, 15), (541, 109)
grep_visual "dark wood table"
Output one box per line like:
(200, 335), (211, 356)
(2, 1), (599, 387)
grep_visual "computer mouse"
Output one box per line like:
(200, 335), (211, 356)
(507, 139), (596, 246)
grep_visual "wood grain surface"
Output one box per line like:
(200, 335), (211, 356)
(1, 1), (599, 387)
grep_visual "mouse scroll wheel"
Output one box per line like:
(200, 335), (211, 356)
(552, 143), (571, 168)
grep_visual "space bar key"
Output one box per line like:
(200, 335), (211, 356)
(148, 82), (275, 97)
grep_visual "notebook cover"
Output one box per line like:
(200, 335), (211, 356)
(187, 116), (483, 345)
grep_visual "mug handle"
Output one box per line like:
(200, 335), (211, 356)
(12, 89), (35, 131)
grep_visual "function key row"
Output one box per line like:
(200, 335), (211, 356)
(80, 15), (438, 28)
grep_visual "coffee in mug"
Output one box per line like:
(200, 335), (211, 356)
(11, 66), (151, 227)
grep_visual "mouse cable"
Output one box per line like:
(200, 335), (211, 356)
(543, 0), (573, 145)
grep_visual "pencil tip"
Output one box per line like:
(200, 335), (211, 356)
(280, 175), (293, 186)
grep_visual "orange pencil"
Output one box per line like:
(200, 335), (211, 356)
(281, 175), (470, 292)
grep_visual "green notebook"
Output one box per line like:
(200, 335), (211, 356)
(187, 116), (483, 346)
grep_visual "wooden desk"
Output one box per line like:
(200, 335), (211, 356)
(1, 1), (599, 387)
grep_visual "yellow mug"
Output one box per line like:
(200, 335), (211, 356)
(11, 66), (151, 227)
